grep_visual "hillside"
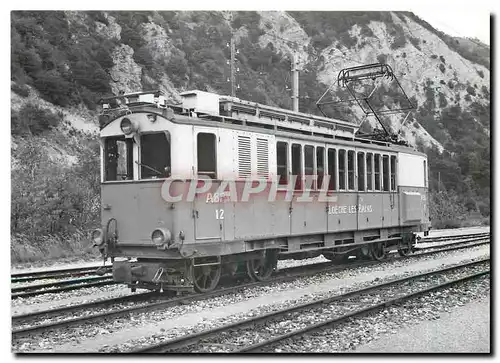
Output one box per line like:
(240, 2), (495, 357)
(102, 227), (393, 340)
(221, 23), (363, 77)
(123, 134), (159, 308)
(10, 11), (490, 261)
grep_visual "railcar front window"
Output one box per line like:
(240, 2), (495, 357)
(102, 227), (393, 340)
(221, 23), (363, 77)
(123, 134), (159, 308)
(105, 137), (133, 181)
(140, 133), (171, 179)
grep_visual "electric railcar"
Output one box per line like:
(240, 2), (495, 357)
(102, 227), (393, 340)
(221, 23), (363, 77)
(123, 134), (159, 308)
(92, 89), (431, 293)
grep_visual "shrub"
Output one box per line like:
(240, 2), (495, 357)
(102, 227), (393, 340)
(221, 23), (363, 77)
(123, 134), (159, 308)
(409, 37), (420, 50)
(377, 54), (387, 64)
(11, 82), (30, 97)
(390, 33), (406, 50)
(477, 70), (484, 78)
(133, 46), (154, 69)
(12, 103), (63, 135)
(438, 63), (446, 73)
(439, 55), (446, 63)
(431, 54), (438, 59)
(466, 85), (476, 96)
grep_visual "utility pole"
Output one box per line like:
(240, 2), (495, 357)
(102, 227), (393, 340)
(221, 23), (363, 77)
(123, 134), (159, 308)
(230, 37), (236, 97)
(291, 52), (299, 112)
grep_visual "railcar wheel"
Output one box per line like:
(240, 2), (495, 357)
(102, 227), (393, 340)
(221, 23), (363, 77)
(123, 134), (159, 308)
(356, 245), (371, 260)
(190, 264), (222, 293)
(370, 242), (386, 261)
(247, 255), (274, 282)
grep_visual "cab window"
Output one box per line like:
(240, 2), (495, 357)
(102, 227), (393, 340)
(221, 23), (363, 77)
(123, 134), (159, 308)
(197, 133), (217, 178)
(140, 132), (171, 179)
(105, 136), (133, 181)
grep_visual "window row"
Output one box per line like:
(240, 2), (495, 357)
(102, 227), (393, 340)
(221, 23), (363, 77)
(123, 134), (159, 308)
(105, 132), (216, 181)
(277, 141), (397, 192)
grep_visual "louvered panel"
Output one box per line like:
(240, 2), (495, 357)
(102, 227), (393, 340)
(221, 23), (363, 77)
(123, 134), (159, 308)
(256, 138), (269, 178)
(238, 135), (252, 178)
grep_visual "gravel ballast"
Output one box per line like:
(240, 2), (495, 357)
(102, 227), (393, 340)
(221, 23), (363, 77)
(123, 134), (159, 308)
(11, 244), (488, 353)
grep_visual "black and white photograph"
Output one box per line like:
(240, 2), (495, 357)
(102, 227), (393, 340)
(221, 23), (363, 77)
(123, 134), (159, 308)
(7, 4), (491, 355)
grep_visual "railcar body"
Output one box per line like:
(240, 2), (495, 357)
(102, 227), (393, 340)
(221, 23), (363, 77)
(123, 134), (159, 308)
(93, 90), (431, 293)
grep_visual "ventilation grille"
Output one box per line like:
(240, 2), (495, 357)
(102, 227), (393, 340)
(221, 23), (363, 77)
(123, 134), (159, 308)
(238, 136), (251, 178)
(256, 138), (269, 178)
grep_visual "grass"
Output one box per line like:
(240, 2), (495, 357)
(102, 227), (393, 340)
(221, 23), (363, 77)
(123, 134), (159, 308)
(11, 230), (100, 264)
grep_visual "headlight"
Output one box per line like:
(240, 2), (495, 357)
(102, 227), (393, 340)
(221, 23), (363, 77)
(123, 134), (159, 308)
(120, 117), (137, 135)
(151, 228), (172, 247)
(92, 229), (104, 246)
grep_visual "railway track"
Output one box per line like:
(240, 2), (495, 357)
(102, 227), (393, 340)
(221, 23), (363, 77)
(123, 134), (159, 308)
(134, 258), (489, 353)
(11, 276), (116, 300)
(12, 235), (489, 340)
(417, 231), (490, 244)
(11, 265), (112, 284)
(10, 232), (488, 300)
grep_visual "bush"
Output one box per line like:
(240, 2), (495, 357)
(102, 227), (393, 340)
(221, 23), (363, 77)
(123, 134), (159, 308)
(409, 37), (421, 50)
(390, 33), (406, 50)
(438, 63), (446, 73)
(12, 103), (63, 135)
(477, 70), (484, 78)
(133, 46), (154, 69)
(11, 82), (30, 97)
(11, 137), (101, 238)
(467, 85), (476, 96)
(34, 71), (73, 107)
(439, 55), (446, 63)
(377, 54), (387, 64)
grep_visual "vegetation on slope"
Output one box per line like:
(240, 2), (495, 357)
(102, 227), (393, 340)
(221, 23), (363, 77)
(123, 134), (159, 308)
(10, 11), (490, 262)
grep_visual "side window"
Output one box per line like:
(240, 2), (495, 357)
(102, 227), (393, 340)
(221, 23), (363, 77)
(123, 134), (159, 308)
(276, 141), (288, 185)
(317, 147), (325, 190)
(328, 148), (336, 191)
(374, 154), (381, 191)
(366, 153), (373, 191)
(304, 145), (314, 189)
(105, 137), (133, 181)
(390, 155), (397, 191)
(197, 133), (217, 179)
(338, 149), (346, 190)
(291, 143), (302, 190)
(140, 133), (171, 179)
(347, 150), (355, 190)
(382, 155), (390, 191)
(357, 152), (365, 191)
